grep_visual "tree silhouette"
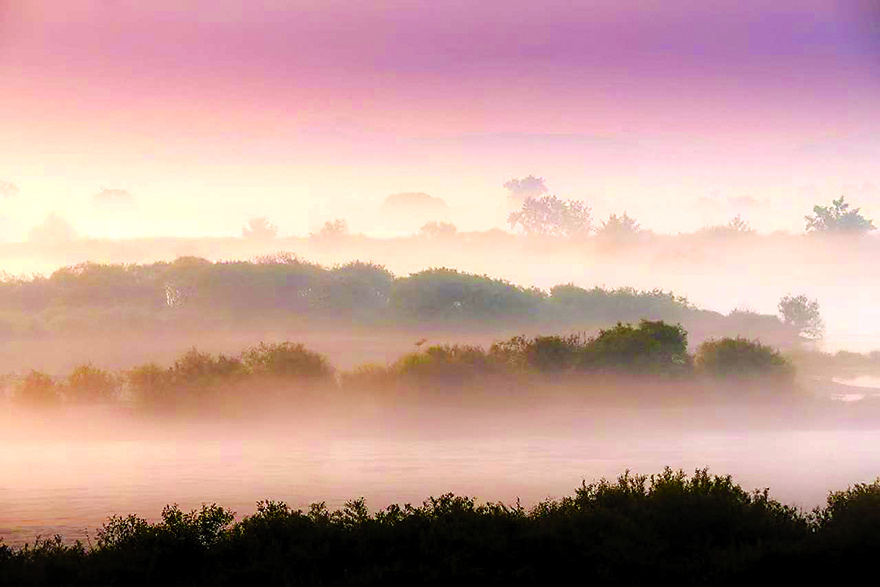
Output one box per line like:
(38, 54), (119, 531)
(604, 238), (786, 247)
(805, 196), (875, 234)
(419, 221), (457, 238)
(503, 175), (548, 202)
(778, 294), (825, 340)
(242, 217), (278, 240)
(507, 195), (592, 238)
(596, 212), (641, 241)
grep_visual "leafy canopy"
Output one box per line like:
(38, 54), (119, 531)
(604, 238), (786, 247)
(805, 196), (875, 234)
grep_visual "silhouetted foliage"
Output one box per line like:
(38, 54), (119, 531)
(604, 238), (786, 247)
(805, 196), (875, 234)
(778, 294), (825, 340)
(507, 195), (592, 238)
(503, 175), (548, 202)
(595, 212), (641, 242)
(7, 468), (880, 585)
(396, 344), (503, 385)
(695, 337), (795, 384)
(419, 221), (457, 238)
(15, 371), (59, 406)
(580, 320), (691, 374)
(66, 364), (120, 403)
(241, 217), (278, 240)
(241, 342), (333, 382)
(390, 268), (545, 322)
(313, 219), (349, 239)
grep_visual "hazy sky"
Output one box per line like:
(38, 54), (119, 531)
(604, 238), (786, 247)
(1, 0), (878, 238)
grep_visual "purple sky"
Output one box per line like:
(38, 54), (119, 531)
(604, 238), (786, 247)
(1, 0), (878, 237)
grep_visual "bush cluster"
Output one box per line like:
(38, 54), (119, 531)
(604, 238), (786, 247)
(5, 323), (797, 408)
(0, 258), (760, 337)
(1, 469), (878, 585)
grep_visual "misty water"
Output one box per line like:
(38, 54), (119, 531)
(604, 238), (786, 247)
(3, 403), (879, 547)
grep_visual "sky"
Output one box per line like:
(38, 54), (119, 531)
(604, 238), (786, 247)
(1, 0), (879, 238)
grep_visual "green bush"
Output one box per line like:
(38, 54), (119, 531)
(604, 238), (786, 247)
(695, 337), (794, 383)
(65, 364), (119, 403)
(579, 320), (691, 375)
(490, 334), (587, 373)
(240, 342), (333, 382)
(395, 344), (504, 385)
(126, 363), (171, 407)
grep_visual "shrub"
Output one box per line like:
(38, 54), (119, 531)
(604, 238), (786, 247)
(169, 348), (246, 392)
(66, 364), (119, 403)
(126, 363), (172, 406)
(813, 478), (880, 551)
(490, 334), (587, 373)
(579, 320), (691, 374)
(695, 337), (794, 383)
(339, 363), (398, 394)
(15, 370), (60, 406)
(240, 342), (333, 382)
(395, 344), (503, 385)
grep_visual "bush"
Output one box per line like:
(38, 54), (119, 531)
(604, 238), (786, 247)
(695, 337), (794, 383)
(66, 364), (119, 403)
(395, 344), (503, 385)
(15, 370), (60, 406)
(579, 320), (691, 374)
(339, 363), (398, 394)
(169, 348), (247, 392)
(240, 342), (333, 382)
(126, 363), (171, 407)
(813, 478), (880, 551)
(490, 334), (586, 373)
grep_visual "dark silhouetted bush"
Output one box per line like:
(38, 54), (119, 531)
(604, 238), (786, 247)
(12, 468), (880, 585)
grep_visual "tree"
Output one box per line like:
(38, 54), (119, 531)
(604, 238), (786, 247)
(242, 217), (278, 240)
(503, 175), (548, 202)
(314, 219), (349, 239)
(28, 213), (77, 244)
(507, 195), (592, 238)
(419, 221), (457, 238)
(778, 294), (825, 340)
(727, 214), (754, 233)
(67, 363), (120, 403)
(596, 212), (641, 241)
(805, 196), (875, 234)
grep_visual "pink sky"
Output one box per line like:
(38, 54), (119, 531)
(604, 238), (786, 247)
(1, 0), (878, 237)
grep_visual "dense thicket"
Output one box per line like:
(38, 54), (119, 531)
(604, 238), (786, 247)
(0, 257), (793, 342)
(3, 324), (798, 408)
(1, 468), (878, 585)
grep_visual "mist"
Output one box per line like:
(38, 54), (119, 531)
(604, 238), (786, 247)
(3, 1), (880, 583)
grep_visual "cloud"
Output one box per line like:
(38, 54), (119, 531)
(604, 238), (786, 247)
(0, 180), (19, 198)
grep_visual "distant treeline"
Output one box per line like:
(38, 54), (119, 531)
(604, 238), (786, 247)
(2, 322), (802, 409)
(0, 255), (794, 343)
(2, 467), (879, 585)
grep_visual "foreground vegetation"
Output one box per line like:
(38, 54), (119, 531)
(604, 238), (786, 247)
(1, 468), (878, 585)
(2, 321), (805, 410)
